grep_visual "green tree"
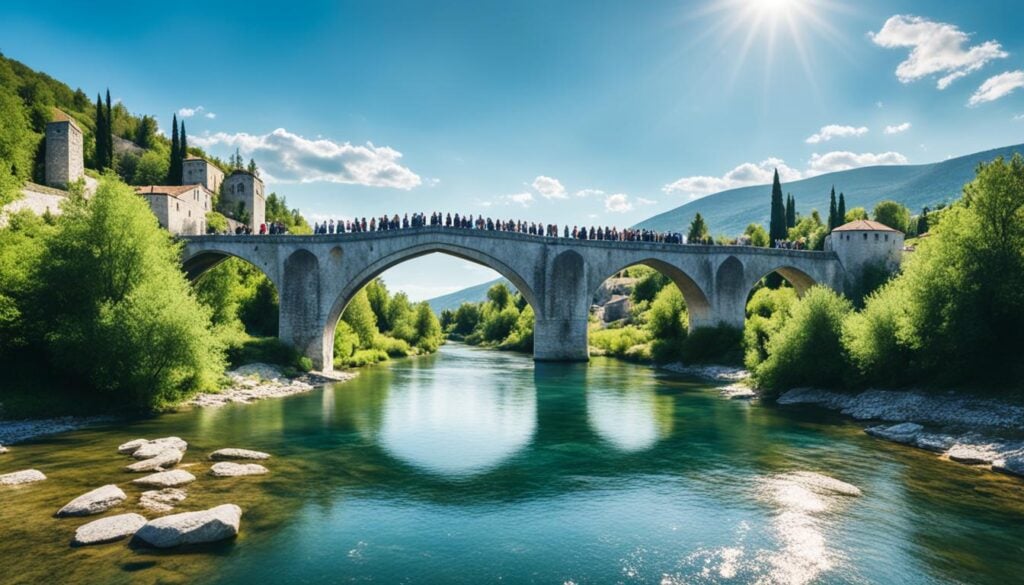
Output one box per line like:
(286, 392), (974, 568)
(754, 286), (853, 392)
(872, 200), (911, 233)
(341, 289), (378, 348)
(768, 169), (787, 246)
(133, 150), (170, 185)
(168, 113), (180, 184)
(104, 89), (114, 169)
(837, 192), (847, 226)
(845, 206), (867, 222)
(786, 193), (796, 228)
(744, 223), (769, 247)
(135, 115), (157, 149)
(916, 207), (930, 235)
(94, 94), (108, 170)
(452, 302), (482, 335)
(827, 186), (838, 230)
(412, 302), (443, 352)
(687, 212), (708, 244)
(0, 86), (37, 206)
(32, 176), (223, 408)
(178, 119), (188, 173)
(364, 279), (391, 331)
(486, 283), (512, 310)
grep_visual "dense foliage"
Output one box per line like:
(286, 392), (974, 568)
(0, 177), (224, 412)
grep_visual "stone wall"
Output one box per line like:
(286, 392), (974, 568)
(827, 229), (904, 286)
(183, 159), (225, 193)
(222, 171), (265, 231)
(140, 186), (210, 235)
(0, 184), (67, 227)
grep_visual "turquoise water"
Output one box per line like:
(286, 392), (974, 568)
(2, 344), (1023, 584)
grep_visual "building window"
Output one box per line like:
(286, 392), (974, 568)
(875, 233), (879, 240)
(863, 233), (867, 240)
(884, 234), (889, 241)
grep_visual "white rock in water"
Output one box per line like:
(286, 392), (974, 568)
(125, 449), (183, 473)
(133, 504), (242, 548)
(784, 471), (862, 497)
(72, 513), (147, 546)
(0, 445), (8, 454)
(139, 488), (188, 513)
(0, 469), (46, 486)
(993, 454), (1024, 477)
(947, 444), (1000, 465)
(914, 433), (956, 453)
(210, 462), (268, 477)
(865, 422), (923, 444)
(132, 437), (188, 460)
(210, 448), (271, 461)
(132, 470), (196, 488)
(117, 438), (148, 455)
(57, 484), (127, 517)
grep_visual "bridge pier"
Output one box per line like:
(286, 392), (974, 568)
(534, 318), (590, 361)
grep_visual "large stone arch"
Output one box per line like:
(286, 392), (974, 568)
(322, 242), (543, 367)
(591, 258), (713, 329)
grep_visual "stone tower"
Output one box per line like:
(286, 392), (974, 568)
(222, 169), (266, 230)
(45, 116), (84, 189)
(826, 219), (904, 295)
(182, 156), (225, 192)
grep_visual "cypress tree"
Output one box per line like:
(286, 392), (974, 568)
(179, 119), (188, 179)
(104, 89), (114, 169)
(768, 169), (787, 246)
(168, 113), (179, 184)
(827, 186), (838, 230)
(837, 192), (847, 226)
(917, 207), (929, 235)
(786, 193), (796, 228)
(687, 213), (708, 244)
(94, 94), (107, 170)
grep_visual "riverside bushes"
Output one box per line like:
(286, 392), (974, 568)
(750, 155), (1024, 394)
(0, 177), (224, 411)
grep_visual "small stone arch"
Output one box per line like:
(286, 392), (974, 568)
(181, 248), (279, 291)
(747, 264), (818, 296)
(322, 242), (542, 364)
(592, 258), (713, 329)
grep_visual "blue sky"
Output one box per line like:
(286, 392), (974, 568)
(4, 0), (1024, 298)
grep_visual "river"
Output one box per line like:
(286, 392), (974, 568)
(1, 344), (1023, 584)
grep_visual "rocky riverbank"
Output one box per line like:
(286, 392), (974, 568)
(777, 387), (1024, 479)
(661, 363), (757, 399)
(188, 363), (355, 407)
(0, 364), (354, 445)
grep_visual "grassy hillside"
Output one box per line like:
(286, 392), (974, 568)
(427, 278), (508, 313)
(637, 144), (1024, 236)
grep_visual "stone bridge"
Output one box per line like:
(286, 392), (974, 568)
(180, 228), (846, 371)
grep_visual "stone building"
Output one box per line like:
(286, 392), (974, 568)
(826, 219), (904, 282)
(183, 156), (225, 193)
(221, 169), (265, 231)
(45, 114), (84, 189)
(135, 184), (212, 235)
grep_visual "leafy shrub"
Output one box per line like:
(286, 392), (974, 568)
(680, 325), (743, 365)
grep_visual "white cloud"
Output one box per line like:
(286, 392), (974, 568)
(574, 188), (605, 198)
(636, 197), (657, 206)
(604, 194), (633, 213)
(178, 105), (216, 119)
(663, 152), (910, 199)
(805, 125), (869, 144)
(501, 192), (534, 207)
(968, 71), (1024, 106)
(192, 128), (421, 189)
(884, 122), (912, 134)
(807, 151), (909, 174)
(662, 158), (802, 199)
(870, 15), (1007, 89)
(530, 175), (567, 199)
(1015, 114), (1024, 121)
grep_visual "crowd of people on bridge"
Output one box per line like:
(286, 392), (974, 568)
(309, 212), (685, 244)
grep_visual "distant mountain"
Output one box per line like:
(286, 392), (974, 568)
(427, 278), (508, 313)
(428, 143), (1024, 311)
(637, 144), (1024, 236)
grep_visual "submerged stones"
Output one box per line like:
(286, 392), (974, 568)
(209, 448), (271, 461)
(993, 454), (1024, 477)
(56, 484), (127, 517)
(125, 449), (183, 473)
(117, 438), (148, 455)
(865, 422), (922, 444)
(132, 470), (196, 488)
(0, 469), (46, 486)
(210, 462), (268, 477)
(139, 488), (188, 513)
(130, 437), (188, 460)
(133, 504), (242, 548)
(72, 513), (147, 547)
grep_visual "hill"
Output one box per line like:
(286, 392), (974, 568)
(637, 144), (1024, 236)
(427, 278), (509, 313)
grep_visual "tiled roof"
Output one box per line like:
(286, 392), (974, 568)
(49, 108), (82, 131)
(832, 219), (901, 233)
(135, 185), (210, 199)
